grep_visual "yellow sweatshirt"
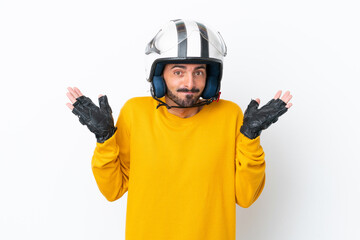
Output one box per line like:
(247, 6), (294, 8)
(92, 97), (265, 240)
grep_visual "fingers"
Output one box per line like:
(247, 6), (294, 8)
(274, 90), (282, 99)
(74, 87), (83, 97)
(255, 98), (260, 105)
(280, 91), (290, 101)
(66, 102), (74, 110)
(66, 92), (76, 103)
(66, 87), (108, 112)
(273, 90), (293, 108)
(66, 87), (80, 103)
(66, 86), (83, 110)
(281, 90), (292, 104)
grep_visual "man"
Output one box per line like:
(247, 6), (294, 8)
(66, 19), (292, 240)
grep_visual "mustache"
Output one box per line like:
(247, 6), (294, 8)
(177, 88), (200, 93)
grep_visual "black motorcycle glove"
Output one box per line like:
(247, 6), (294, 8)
(72, 95), (117, 143)
(240, 98), (288, 139)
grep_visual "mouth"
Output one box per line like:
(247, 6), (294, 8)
(177, 89), (200, 94)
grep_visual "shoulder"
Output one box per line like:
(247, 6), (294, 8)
(123, 96), (154, 107)
(116, 97), (155, 127)
(119, 96), (158, 119)
(121, 97), (155, 112)
(213, 99), (243, 114)
(202, 99), (244, 127)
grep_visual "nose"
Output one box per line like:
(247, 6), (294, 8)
(183, 72), (195, 90)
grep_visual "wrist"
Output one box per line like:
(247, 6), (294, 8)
(96, 126), (117, 143)
(240, 124), (261, 140)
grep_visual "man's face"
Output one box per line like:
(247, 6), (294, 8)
(162, 63), (207, 107)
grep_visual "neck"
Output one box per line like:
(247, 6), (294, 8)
(164, 96), (203, 118)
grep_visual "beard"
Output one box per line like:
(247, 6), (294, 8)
(166, 88), (201, 107)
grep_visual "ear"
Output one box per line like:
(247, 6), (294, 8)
(152, 76), (166, 98)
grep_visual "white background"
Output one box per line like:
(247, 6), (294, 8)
(1, 0), (359, 239)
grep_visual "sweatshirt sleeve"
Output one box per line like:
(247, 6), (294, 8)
(91, 103), (131, 202)
(235, 108), (266, 208)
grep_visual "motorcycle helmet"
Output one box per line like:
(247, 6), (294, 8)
(145, 19), (227, 101)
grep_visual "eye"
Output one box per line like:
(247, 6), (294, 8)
(194, 71), (205, 76)
(174, 71), (182, 76)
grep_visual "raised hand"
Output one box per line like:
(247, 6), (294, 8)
(240, 90), (293, 139)
(66, 87), (116, 143)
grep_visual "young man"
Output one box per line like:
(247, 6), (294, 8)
(66, 19), (292, 240)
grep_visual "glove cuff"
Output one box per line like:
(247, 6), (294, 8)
(240, 125), (261, 140)
(96, 126), (117, 143)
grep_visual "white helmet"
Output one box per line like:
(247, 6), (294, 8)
(145, 19), (227, 100)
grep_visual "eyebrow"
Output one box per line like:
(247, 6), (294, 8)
(171, 65), (206, 70)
